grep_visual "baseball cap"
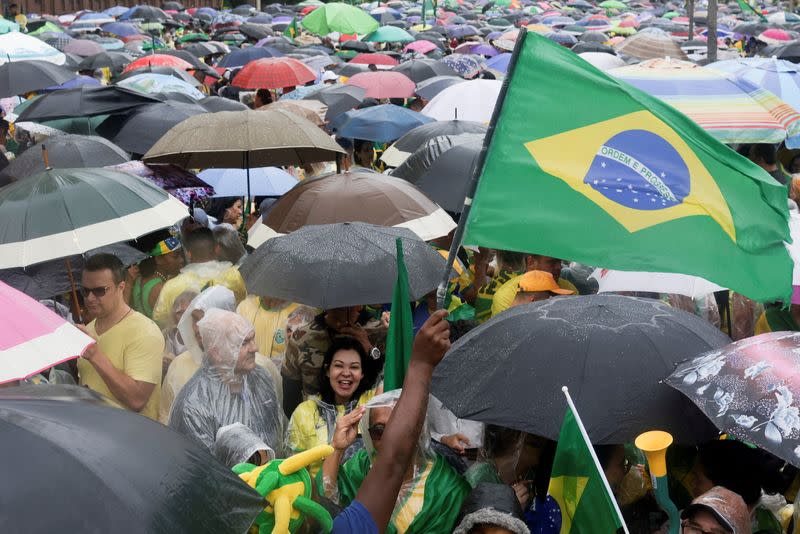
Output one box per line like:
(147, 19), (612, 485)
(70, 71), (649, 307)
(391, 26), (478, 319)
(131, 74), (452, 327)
(518, 270), (574, 294)
(680, 486), (751, 534)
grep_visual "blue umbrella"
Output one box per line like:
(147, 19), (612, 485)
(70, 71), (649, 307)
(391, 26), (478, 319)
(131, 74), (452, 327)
(440, 54), (485, 79)
(216, 46), (283, 68)
(104, 6), (130, 17)
(101, 22), (140, 38)
(43, 75), (102, 92)
(445, 24), (480, 39)
(486, 52), (511, 73)
(196, 7), (218, 16)
(280, 84), (327, 100)
(198, 167), (298, 197)
(330, 104), (435, 143)
(707, 57), (800, 113)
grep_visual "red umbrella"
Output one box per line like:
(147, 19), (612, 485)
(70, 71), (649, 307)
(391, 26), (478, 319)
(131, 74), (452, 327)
(232, 57), (317, 89)
(350, 53), (399, 66)
(347, 71), (415, 98)
(301, 5), (319, 14)
(123, 54), (193, 73)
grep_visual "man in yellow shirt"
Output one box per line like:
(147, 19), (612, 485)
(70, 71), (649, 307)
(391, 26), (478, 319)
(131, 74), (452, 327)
(77, 254), (164, 420)
(491, 254), (577, 317)
(152, 227), (246, 328)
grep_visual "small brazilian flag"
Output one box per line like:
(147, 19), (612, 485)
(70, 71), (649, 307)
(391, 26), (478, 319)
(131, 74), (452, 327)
(284, 17), (299, 42)
(736, 0), (767, 22)
(463, 30), (793, 303)
(548, 397), (627, 534)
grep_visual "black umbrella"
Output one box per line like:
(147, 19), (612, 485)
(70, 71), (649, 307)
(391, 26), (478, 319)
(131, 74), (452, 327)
(0, 243), (148, 300)
(431, 295), (730, 444)
(0, 60), (77, 98)
(239, 222), (446, 308)
(382, 119), (486, 167)
(580, 30), (611, 42)
(16, 86), (162, 122)
(307, 84), (366, 120)
(198, 95), (249, 112)
(125, 5), (169, 21)
(239, 22), (273, 40)
(341, 40), (372, 52)
(163, 0), (184, 10)
(182, 41), (219, 57)
(0, 385), (263, 532)
(96, 101), (206, 156)
(77, 51), (133, 71)
(159, 49), (220, 77)
(0, 135), (130, 181)
(335, 62), (373, 77)
(571, 41), (615, 54)
(393, 59), (459, 83)
(415, 75), (466, 101)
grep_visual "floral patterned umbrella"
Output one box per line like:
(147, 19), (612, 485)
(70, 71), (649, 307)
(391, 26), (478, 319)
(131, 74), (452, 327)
(666, 332), (800, 467)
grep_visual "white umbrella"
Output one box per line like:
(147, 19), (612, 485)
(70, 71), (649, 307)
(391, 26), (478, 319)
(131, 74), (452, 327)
(421, 79), (501, 122)
(578, 52), (626, 71)
(589, 268), (725, 298)
(0, 32), (66, 65)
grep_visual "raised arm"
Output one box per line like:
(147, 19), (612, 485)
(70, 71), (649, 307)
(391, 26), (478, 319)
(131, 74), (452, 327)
(355, 310), (450, 532)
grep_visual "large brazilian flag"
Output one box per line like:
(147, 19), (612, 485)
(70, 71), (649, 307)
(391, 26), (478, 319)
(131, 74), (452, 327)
(463, 30), (793, 303)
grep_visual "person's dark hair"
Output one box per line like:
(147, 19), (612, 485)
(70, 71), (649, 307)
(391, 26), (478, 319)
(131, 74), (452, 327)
(751, 143), (777, 166)
(498, 250), (527, 270)
(184, 227), (216, 256)
(205, 196), (242, 222)
(353, 138), (372, 154)
(317, 336), (377, 405)
(8, 3), (17, 9)
(138, 256), (157, 278)
(0, 119), (9, 135)
(84, 253), (126, 284)
(450, 319), (477, 343)
(697, 440), (763, 506)
(255, 88), (272, 105)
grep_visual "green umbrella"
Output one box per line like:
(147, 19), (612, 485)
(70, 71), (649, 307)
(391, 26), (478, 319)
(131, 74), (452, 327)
(27, 21), (62, 36)
(11, 98), (106, 137)
(564, 24), (587, 33)
(363, 25), (414, 43)
(177, 32), (210, 43)
(300, 2), (379, 36)
(608, 25), (636, 35)
(489, 17), (512, 26)
(140, 22), (164, 32)
(663, 11), (680, 18)
(0, 18), (19, 34)
(599, 0), (626, 8)
(0, 167), (187, 268)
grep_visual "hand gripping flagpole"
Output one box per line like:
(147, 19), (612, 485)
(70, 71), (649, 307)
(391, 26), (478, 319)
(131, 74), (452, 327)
(435, 28), (529, 310)
(562, 386), (630, 534)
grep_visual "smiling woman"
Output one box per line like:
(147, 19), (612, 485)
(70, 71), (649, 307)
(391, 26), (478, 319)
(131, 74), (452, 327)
(286, 336), (379, 475)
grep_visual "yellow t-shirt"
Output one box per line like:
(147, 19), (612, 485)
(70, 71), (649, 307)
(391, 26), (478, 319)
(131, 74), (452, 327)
(161, 350), (283, 424)
(78, 311), (164, 420)
(491, 275), (578, 317)
(236, 296), (300, 360)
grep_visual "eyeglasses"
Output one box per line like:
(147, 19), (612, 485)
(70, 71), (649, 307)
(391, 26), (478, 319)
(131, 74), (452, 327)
(368, 424), (385, 441)
(81, 285), (111, 298)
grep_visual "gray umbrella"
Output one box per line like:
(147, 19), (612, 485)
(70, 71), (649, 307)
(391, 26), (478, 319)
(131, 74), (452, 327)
(414, 75), (466, 101)
(198, 95), (248, 112)
(0, 135), (130, 182)
(381, 119), (486, 167)
(307, 83), (366, 120)
(431, 294), (730, 444)
(0, 60), (78, 98)
(239, 222), (446, 308)
(0, 167), (187, 268)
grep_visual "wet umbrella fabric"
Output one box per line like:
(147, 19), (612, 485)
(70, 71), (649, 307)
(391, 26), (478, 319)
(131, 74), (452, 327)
(431, 295), (730, 444)
(15, 86), (161, 122)
(329, 104), (434, 143)
(414, 75), (466, 100)
(381, 119), (486, 167)
(0, 134), (130, 181)
(666, 332), (800, 468)
(393, 58), (459, 83)
(0, 60), (77, 98)
(0, 167), (188, 268)
(240, 222), (446, 308)
(0, 385), (264, 533)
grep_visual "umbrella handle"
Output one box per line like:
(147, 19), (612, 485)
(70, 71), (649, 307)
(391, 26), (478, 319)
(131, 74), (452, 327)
(64, 257), (83, 324)
(41, 144), (50, 170)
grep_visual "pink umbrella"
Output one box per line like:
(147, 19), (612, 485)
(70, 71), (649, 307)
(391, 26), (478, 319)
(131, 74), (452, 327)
(64, 39), (105, 57)
(347, 71), (415, 98)
(404, 40), (438, 54)
(759, 28), (793, 45)
(0, 282), (94, 384)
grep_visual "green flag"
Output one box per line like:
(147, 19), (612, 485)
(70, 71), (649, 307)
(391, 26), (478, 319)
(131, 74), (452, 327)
(462, 30), (792, 303)
(736, 0), (767, 22)
(383, 238), (414, 391)
(548, 390), (627, 534)
(284, 17), (299, 42)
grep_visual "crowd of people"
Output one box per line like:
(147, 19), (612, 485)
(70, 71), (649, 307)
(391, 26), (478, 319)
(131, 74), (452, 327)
(5, 0), (800, 533)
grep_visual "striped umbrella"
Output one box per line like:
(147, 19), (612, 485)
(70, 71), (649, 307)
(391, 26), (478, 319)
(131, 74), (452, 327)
(0, 168), (187, 268)
(610, 58), (800, 147)
(707, 57), (800, 113)
(0, 32), (65, 65)
(614, 28), (688, 60)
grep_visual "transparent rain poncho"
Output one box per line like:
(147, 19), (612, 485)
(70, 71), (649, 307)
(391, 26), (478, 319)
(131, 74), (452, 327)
(168, 309), (285, 455)
(212, 422), (276, 468)
(159, 286), (236, 423)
